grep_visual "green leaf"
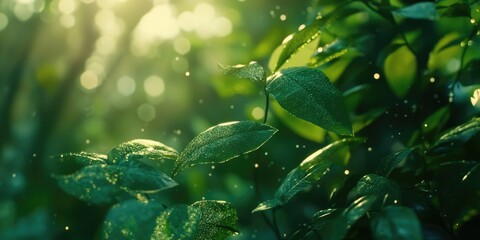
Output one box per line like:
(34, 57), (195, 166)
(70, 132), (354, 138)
(275, 20), (321, 71)
(429, 117), (480, 155)
(371, 206), (422, 240)
(172, 121), (277, 176)
(375, 148), (414, 177)
(432, 161), (480, 230)
(271, 100), (326, 143)
(392, 2), (438, 20)
(111, 162), (178, 194)
(313, 39), (349, 66)
(384, 46), (417, 98)
(253, 138), (362, 212)
(56, 164), (125, 204)
(422, 106), (450, 135)
(102, 200), (166, 240)
(107, 139), (179, 167)
(312, 196), (379, 240)
(152, 200), (238, 240)
(266, 67), (352, 135)
(347, 174), (401, 209)
(439, 2), (471, 18)
(60, 152), (107, 166)
(218, 61), (265, 83)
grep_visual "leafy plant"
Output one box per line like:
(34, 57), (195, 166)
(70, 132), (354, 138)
(52, 0), (480, 239)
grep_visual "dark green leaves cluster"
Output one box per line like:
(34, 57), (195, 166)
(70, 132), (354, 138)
(54, 121), (277, 239)
(55, 140), (179, 204)
(102, 200), (237, 240)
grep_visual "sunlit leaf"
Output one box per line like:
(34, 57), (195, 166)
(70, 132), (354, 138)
(60, 152), (107, 166)
(102, 200), (166, 240)
(371, 206), (422, 240)
(392, 2), (438, 20)
(219, 61), (265, 83)
(384, 46), (417, 98)
(347, 174), (401, 208)
(107, 139), (179, 167)
(429, 117), (480, 155)
(253, 138), (362, 212)
(152, 200), (238, 240)
(271, 100), (326, 142)
(275, 20), (321, 71)
(375, 148), (414, 177)
(266, 67), (352, 135)
(172, 121), (277, 176)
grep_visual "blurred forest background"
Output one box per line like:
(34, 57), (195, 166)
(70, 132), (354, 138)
(0, 0), (313, 239)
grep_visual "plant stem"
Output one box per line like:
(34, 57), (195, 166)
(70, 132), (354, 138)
(251, 86), (282, 240)
(263, 88), (270, 125)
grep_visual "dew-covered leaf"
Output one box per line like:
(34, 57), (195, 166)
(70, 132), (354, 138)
(275, 20), (321, 71)
(172, 121), (277, 176)
(107, 139), (179, 166)
(152, 200), (238, 240)
(266, 67), (352, 136)
(219, 61), (265, 83)
(375, 148), (414, 177)
(102, 200), (166, 240)
(56, 162), (177, 204)
(429, 117), (480, 155)
(313, 38), (349, 66)
(253, 138), (362, 212)
(111, 163), (178, 194)
(384, 46), (417, 98)
(392, 2), (438, 20)
(347, 174), (401, 208)
(371, 206), (422, 240)
(56, 164), (125, 204)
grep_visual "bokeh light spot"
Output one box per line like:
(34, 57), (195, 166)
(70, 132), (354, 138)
(144, 75), (165, 97)
(251, 107), (264, 120)
(173, 37), (191, 55)
(117, 76), (136, 96)
(80, 70), (100, 90)
(137, 103), (156, 122)
(0, 13), (8, 31)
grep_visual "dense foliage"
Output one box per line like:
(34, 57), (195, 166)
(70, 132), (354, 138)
(2, 0), (480, 239)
